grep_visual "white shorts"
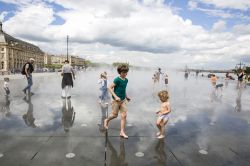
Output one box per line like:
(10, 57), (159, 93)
(159, 114), (170, 122)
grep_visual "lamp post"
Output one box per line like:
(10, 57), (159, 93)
(67, 35), (69, 61)
(235, 61), (246, 71)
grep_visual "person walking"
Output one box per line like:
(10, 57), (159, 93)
(22, 58), (35, 95)
(61, 60), (75, 99)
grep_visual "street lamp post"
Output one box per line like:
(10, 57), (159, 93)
(235, 61), (246, 71)
(67, 35), (69, 61)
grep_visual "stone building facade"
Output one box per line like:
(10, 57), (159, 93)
(44, 53), (52, 65)
(51, 55), (85, 68)
(0, 22), (44, 74)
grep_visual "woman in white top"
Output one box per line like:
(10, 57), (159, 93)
(61, 60), (75, 98)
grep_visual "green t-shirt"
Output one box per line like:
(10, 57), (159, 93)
(113, 77), (128, 101)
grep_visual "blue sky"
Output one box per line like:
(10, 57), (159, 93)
(168, 0), (250, 30)
(0, 0), (249, 68)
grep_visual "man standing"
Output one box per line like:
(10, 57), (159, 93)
(22, 58), (35, 95)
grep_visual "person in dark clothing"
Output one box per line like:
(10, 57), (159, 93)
(22, 58), (35, 95)
(236, 69), (245, 89)
(61, 60), (75, 99)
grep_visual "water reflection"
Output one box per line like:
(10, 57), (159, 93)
(235, 87), (243, 112)
(98, 103), (108, 132)
(22, 94), (36, 128)
(0, 96), (11, 117)
(107, 138), (128, 166)
(210, 86), (222, 103)
(154, 139), (167, 166)
(62, 99), (75, 132)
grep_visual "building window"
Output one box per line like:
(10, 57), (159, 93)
(1, 48), (4, 51)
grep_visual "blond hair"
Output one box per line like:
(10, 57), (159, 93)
(158, 90), (169, 102)
(100, 73), (107, 79)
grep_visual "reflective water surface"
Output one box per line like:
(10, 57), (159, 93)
(0, 69), (250, 166)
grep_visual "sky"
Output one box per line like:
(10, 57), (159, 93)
(0, 0), (250, 69)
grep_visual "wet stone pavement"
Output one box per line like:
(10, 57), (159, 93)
(0, 69), (250, 166)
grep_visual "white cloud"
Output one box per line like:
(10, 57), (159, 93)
(0, 11), (8, 21)
(212, 20), (226, 32)
(200, 0), (250, 11)
(188, 0), (250, 20)
(4, 2), (55, 42)
(233, 24), (250, 35)
(1, 0), (250, 69)
(188, 1), (198, 10)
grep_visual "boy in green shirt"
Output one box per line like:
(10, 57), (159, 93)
(104, 64), (131, 139)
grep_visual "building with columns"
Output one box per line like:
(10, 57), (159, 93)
(51, 55), (85, 68)
(44, 53), (52, 65)
(0, 21), (44, 74)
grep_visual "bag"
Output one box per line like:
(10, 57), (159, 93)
(21, 63), (27, 75)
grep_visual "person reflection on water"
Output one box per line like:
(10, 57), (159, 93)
(107, 138), (128, 166)
(98, 103), (108, 132)
(61, 60), (75, 99)
(22, 93), (36, 128)
(1, 95), (11, 117)
(62, 98), (75, 132)
(154, 139), (167, 166)
(235, 87), (242, 112)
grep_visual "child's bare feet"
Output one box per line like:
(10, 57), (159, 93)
(104, 119), (109, 129)
(120, 132), (128, 139)
(157, 135), (165, 139)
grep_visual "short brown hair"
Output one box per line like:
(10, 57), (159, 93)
(117, 64), (129, 74)
(158, 90), (169, 102)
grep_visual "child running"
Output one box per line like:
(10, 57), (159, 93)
(3, 77), (10, 96)
(104, 64), (131, 139)
(156, 90), (171, 139)
(98, 73), (109, 104)
(210, 74), (217, 87)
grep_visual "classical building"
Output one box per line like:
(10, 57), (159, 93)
(0, 22), (44, 74)
(71, 56), (85, 67)
(51, 55), (85, 67)
(51, 55), (67, 65)
(44, 53), (52, 65)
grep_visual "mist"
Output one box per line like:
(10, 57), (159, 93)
(0, 67), (250, 160)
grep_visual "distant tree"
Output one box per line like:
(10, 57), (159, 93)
(44, 64), (62, 69)
(112, 62), (129, 67)
(245, 66), (250, 74)
(83, 60), (92, 68)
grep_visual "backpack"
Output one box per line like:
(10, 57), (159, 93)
(21, 63), (27, 75)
